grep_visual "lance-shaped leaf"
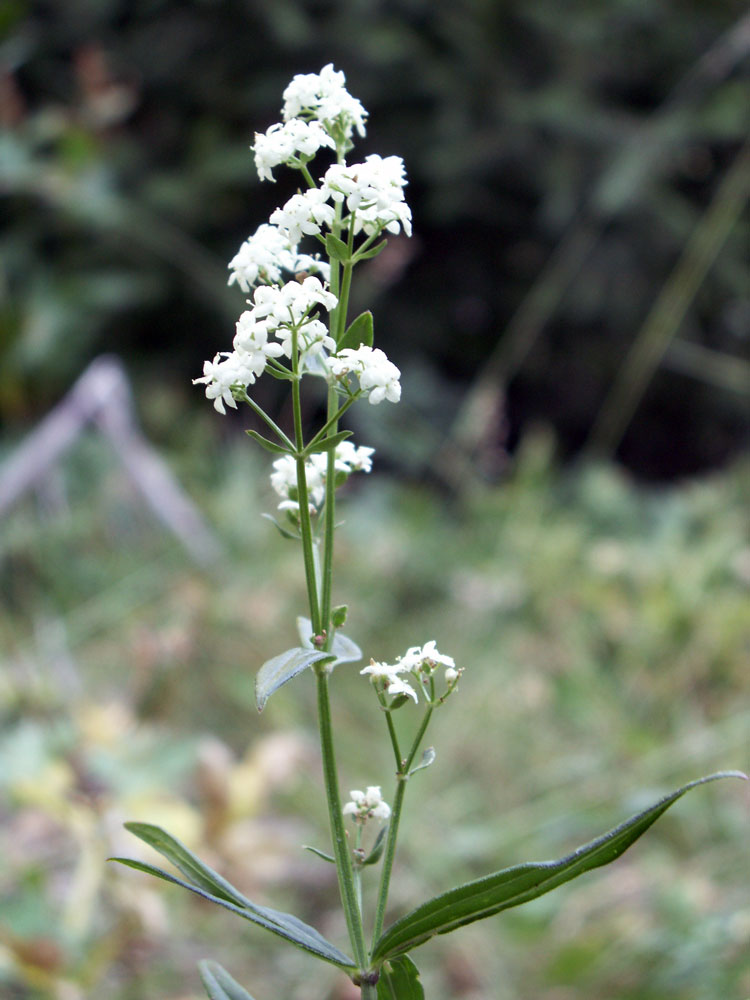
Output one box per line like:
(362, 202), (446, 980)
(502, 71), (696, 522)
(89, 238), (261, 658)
(338, 310), (374, 351)
(199, 960), (257, 1000)
(376, 955), (425, 1000)
(372, 772), (745, 963)
(297, 617), (362, 669)
(256, 646), (334, 712)
(245, 430), (292, 455)
(111, 824), (355, 970)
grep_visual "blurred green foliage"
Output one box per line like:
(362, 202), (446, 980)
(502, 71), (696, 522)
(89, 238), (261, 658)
(1, 0), (748, 475)
(0, 427), (748, 999)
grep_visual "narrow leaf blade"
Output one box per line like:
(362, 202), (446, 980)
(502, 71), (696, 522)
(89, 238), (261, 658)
(325, 233), (350, 262)
(245, 429), (291, 455)
(339, 310), (374, 350)
(303, 429), (352, 456)
(199, 960), (257, 1000)
(376, 955), (425, 1000)
(372, 772), (746, 962)
(111, 856), (355, 969)
(256, 646), (333, 711)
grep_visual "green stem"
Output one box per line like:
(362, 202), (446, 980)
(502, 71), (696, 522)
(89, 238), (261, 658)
(290, 340), (321, 633)
(372, 706), (434, 945)
(361, 981), (378, 1000)
(315, 669), (369, 970)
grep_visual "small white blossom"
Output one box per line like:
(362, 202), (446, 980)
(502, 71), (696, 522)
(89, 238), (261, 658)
(270, 440), (374, 514)
(253, 119), (335, 182)
(398, 640), (455, 673)
(232, 311), (285, 375)
(360, 660), (418, 703)
(444, 667), (459, 684)
(330, 345), (401, 404)
(270, 188), (336, 245)
(282, 64), (367, 139)
(193, 351), (256, 415)
(228, 224), (330, 293)
(321, 155), (412, 237)
(343, 786), (391, 823)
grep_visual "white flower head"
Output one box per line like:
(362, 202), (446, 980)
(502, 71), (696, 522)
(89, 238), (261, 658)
(360, 660), (418, 703)
(270, 188), (336, 245)
(398, 640), (455, 675)
(322, 155), (412, 237)
(228, 224), (330, 293)
(330, 345), (401, 404)
(270, 439), (374, 515)
(282, 64), (368, 140)
(193, 351), (256, 415)
(253, 119), (335, 183)
(342, 786), (391, 823)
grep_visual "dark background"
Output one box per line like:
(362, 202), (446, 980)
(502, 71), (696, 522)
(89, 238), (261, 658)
(2, 0), (748, 479)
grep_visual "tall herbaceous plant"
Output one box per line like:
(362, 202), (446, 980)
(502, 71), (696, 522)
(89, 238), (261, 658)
(113, 67), (745, 1000)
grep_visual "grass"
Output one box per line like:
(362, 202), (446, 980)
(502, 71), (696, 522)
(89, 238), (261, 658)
(0, 425), (748, 999)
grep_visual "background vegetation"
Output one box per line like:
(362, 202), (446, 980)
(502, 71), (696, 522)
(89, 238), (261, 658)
(0, 2), (748, 999)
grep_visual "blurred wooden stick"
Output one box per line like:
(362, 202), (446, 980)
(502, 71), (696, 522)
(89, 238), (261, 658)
(0, 355), (222, 566)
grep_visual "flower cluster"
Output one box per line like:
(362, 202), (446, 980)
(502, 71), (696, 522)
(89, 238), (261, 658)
(195, 64), (408, 415)
(270, 441), (375, 514)
(361, 641), (460, 705)
(342, 786), (391, 824)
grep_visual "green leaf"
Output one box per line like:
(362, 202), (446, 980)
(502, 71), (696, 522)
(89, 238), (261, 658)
(112, 825), (355, 970)
(302, 845), (336, 864)
(339, 310), (374, 351)
(260, 512), (300, 541)
(303, 429), (352, 456)
(376, 955), (425, 1000)
(256, 647), (334, 711)
(362, 825), (388, 867)
(409, 747), (436, 776)
(199, 960), (257, 1000)
(354, 240), (387, 262)
(325, 233), (350, 262)
(245, 430), (292, 455)
(296, 617), (362, 668)
(372, 772), (746, 963)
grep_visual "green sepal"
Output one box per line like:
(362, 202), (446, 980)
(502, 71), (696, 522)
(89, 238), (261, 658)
(371, 772), (746, 963)
(199, 960), (258, 1000)
(296, 617), (362, 669)
(245, 429), (293, 455)
(111, 825), (355, 970)
(325, 233), (350, 262)
(303, 845), (336, 864)
(338, 310), (374, 351)
(354, 240), (387, 263)
(376, 955), (425, 999)
(260, 512), (300, 541)
(302, 429), (352, 457)
(256, 647), (334, 711)
(362, 825), (388, 867)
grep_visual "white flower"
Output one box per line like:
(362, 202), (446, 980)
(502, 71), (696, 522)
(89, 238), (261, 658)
(444, 667), (459, 684)
(227, 224), (330, 293)
(334, 441), (375, 474)
(360, 660), (418, 703)
(193, 351), (256, 415)
(321, 155), (412, 237)
(398, 640), (456, 673)
(330, 345), (401, 404)
(270, 188), (335, 245)
(343, 786), (391, 823)
(253, 119), (335, 182)
(282, 64), (367, 139)
(270, 439), (374, 514)
(232, 311), (285, 375)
